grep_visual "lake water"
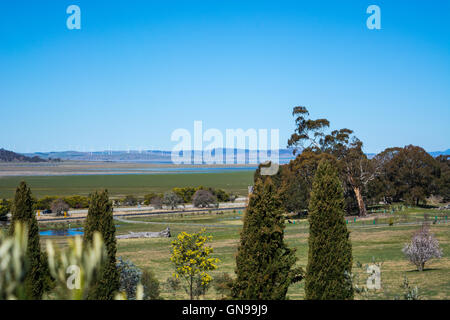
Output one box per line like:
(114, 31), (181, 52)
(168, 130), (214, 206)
(88, 166), (258, 174)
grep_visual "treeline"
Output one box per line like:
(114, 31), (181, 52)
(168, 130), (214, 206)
(33, 195), (90, 210)
(119, 186), (236, 207)
(0, 186), (238, 216)
(1, 196), (82, 219)
(368, 147), (449, 205)
(256, 106), (450, 216)
(0, 196), (90, 219)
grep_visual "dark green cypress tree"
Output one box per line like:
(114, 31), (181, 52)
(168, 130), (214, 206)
(305, 160), (353, 300)
(9, 181), (48, 299)
(231, 178), (303, 300)
(84, 190), (120, 300)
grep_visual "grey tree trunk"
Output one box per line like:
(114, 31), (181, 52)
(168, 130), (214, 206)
(354, 186), (367, 217)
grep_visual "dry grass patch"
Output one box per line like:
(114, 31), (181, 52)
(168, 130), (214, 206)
(211, 238), (239, 249)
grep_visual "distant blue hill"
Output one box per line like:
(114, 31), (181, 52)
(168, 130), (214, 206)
(428, 149), (450, 157)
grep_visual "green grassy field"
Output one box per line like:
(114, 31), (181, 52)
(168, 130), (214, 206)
(38, 207), (450, 300)
(0, 172), (254, 199)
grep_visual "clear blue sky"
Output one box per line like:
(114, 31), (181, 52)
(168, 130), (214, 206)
(1, 0), (449, 154)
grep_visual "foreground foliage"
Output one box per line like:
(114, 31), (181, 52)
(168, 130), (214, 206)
(0, 223), (29, 299)
(46, 232), (107, 299)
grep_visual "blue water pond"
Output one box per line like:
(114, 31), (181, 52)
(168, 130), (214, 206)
(40, 228), (84, 236)
(40, 225), (121, 236)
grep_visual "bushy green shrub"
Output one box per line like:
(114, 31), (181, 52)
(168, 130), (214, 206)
(172, 187), (198, 203)
(141, 269), (160, 300)
(396, 276), (421, 300)
(164, 276), (181, 298)
(122, 195), (138, 206)
(63, 195), (89, 209)
(212, 188), (230, 202)
(213, 272), (233, 299)
(116, 259), (160, 300)
(34, 196), (58, 210)
(116, 257), (142, 300)
(172, 186), (232, 204)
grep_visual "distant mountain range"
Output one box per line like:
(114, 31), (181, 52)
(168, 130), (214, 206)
(0, 148), (50, 162)
(366, 149), (450, 159)
(20, 149), (296, 164)
(17, 148), (450, 163)
(428, 149), (450, 157)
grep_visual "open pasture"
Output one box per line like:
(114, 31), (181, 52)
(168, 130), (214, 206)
(38, 207), (450, 300)
(0, 171), (254, 198)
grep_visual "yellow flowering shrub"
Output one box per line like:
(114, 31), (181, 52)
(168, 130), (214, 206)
(170, 228), (219, 299)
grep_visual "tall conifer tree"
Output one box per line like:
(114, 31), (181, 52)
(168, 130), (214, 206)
(305, 160), (353, 300)
(9, 181), (48, 299)
(231, 178), (303, 300)
(84, 190), (119, 299)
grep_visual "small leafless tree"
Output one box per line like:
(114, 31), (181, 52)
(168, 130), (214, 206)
(192, 190), (217, 208)
(150, 196), (163, 209)
(163, 191), (183, 210)
(50, 198), (70, 216)
(402, 223), (442, 271)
